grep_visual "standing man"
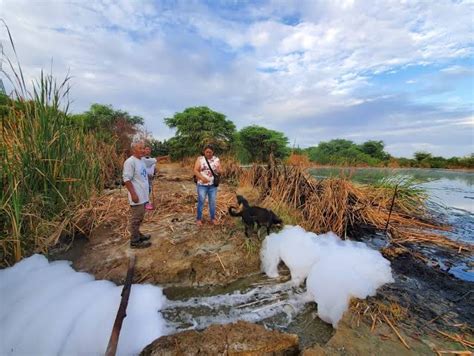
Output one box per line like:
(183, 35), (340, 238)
(142, 145), (157, 210)
(123, 141), (152, 248)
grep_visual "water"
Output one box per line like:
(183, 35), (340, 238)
(308, 167), (474, 281)
(161, 167), (472, 344)
(162, 272), (334, 347)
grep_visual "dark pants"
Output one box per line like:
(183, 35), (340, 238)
(129, 203), (145, 242)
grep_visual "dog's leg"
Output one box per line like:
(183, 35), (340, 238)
(244, 224), (250, 238)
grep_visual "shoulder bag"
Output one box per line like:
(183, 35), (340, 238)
(205, 157), (220, 187)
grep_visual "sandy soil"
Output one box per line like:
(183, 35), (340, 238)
(66, 163), (262, 287)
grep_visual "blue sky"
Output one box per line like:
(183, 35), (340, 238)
(1, 0), (473, 157)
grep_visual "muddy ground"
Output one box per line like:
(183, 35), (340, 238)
(51, 163), (473, 355)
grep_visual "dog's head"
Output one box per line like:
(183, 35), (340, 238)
(269, 210), (283, 227)
(236, 195), (250, 209)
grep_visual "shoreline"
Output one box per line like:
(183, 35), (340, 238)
(45, 162), (473, 354)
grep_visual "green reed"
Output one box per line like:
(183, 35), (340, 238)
(1, 27), (106, 266)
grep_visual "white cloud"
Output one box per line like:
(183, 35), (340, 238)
(0, 0), (472, 156)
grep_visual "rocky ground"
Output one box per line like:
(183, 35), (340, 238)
(51, 163), (473, 355)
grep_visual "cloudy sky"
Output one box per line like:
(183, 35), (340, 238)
(1, 0), (473, 157)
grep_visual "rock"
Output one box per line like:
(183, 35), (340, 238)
(140, 321), (299, 355)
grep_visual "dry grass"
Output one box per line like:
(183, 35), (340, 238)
(238, 162), (471, 252)
(61, 178), (239, 245)
(286, 153), (311, 167)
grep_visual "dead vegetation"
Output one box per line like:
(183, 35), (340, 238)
(236, 161), (471, 253)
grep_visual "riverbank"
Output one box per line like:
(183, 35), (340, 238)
(50, 163), (473, 354)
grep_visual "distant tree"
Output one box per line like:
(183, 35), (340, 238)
(73, 103), (143, 131)
(414, 151), (432, 162)
(317, 139), (355, 157)
(306, 139), (377, 165)
(458, 153), (474, 169)
(359, 140), (390, 160)
(164, 106), (236, 159)
(428, 156), (447, 168)
(71, 103), (144, 153)
(148, 138), (170, 157)
(238, 125), (290, 163)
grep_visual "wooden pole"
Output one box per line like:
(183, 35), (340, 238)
(105, 254), (136, 356)
(384, 184), (398, 234)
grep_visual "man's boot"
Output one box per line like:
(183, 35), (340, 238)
(139, 233), (151, 242)
(130, 237), (151, 248)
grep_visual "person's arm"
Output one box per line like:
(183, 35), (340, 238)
(123, 160), (139, 203)
(142, 156), (157, 167)
(124, 181), (139, 203)
(194, 157), (210, 183)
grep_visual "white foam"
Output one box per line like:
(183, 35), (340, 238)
(261, 225), (394, 327)
(0, 254), (167, 355)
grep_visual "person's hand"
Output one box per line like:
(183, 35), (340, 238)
(201, 177), (210, 184)
(131, 192), (139, 203)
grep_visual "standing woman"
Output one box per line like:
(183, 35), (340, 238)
(194, 144), (221, 226)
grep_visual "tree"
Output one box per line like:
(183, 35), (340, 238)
(238, 125), (290, 163)
(74, 103), (143, 132)
(359, 140), (390, 160)
(164, 106), (236, 159)
(71, 103), (144, 153)
(306, 139), (378, 165)
(414, 151), (432, 162)
(148, 138), (170, 157)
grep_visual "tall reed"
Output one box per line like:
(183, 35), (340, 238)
(1, 26), (107, 266)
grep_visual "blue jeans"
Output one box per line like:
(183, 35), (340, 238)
(196, 184), (217, 221)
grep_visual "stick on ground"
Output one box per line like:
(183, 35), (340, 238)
(105, 254), (136, 356)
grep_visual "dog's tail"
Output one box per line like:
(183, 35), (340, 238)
(228, 206), (243, 217)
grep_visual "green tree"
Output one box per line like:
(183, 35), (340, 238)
(71, 103), (144, 153)
(414, 151), (432, 162)
(359, 140), (390, 160)
(148, 138), (170, 157)
(164, 106), (236, 159)
(306, 139), (378, 165)
(73, 103), (143, 132)
(459, 154), (474, 168)
(238, 125), (290, 163)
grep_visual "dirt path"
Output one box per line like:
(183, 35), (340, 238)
(66, 163), (261, 287)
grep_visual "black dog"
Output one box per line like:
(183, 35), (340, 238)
(229, 195), (283, 237)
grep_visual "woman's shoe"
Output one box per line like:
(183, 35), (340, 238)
(196, 220), (203, 226)
(145, 203), (154, 210)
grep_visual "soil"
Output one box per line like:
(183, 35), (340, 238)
(140, 321), (299, 355)
(50, 163), (473, 355)
(380, 252), (474, 330)
(61, 163), (262, 287)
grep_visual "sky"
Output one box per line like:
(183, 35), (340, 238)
(1, 0), (473, 158)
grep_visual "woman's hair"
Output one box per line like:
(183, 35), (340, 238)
(202, 144), (214, 153)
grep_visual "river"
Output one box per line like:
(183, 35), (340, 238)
(308, 167), (474, 281)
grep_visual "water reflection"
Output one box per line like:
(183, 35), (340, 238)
(308, 167), (473, 281)
(308, 167), (474, 213)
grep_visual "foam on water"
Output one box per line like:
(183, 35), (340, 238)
(1, 225), (395, 353)
(162, 280), (311, 331)
(261, 225), (394, 327)
(0, 254), (167, 355)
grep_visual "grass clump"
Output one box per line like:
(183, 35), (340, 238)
(0, 29), (110, 266)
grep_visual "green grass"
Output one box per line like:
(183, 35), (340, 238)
(0, 29), (108, 266)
